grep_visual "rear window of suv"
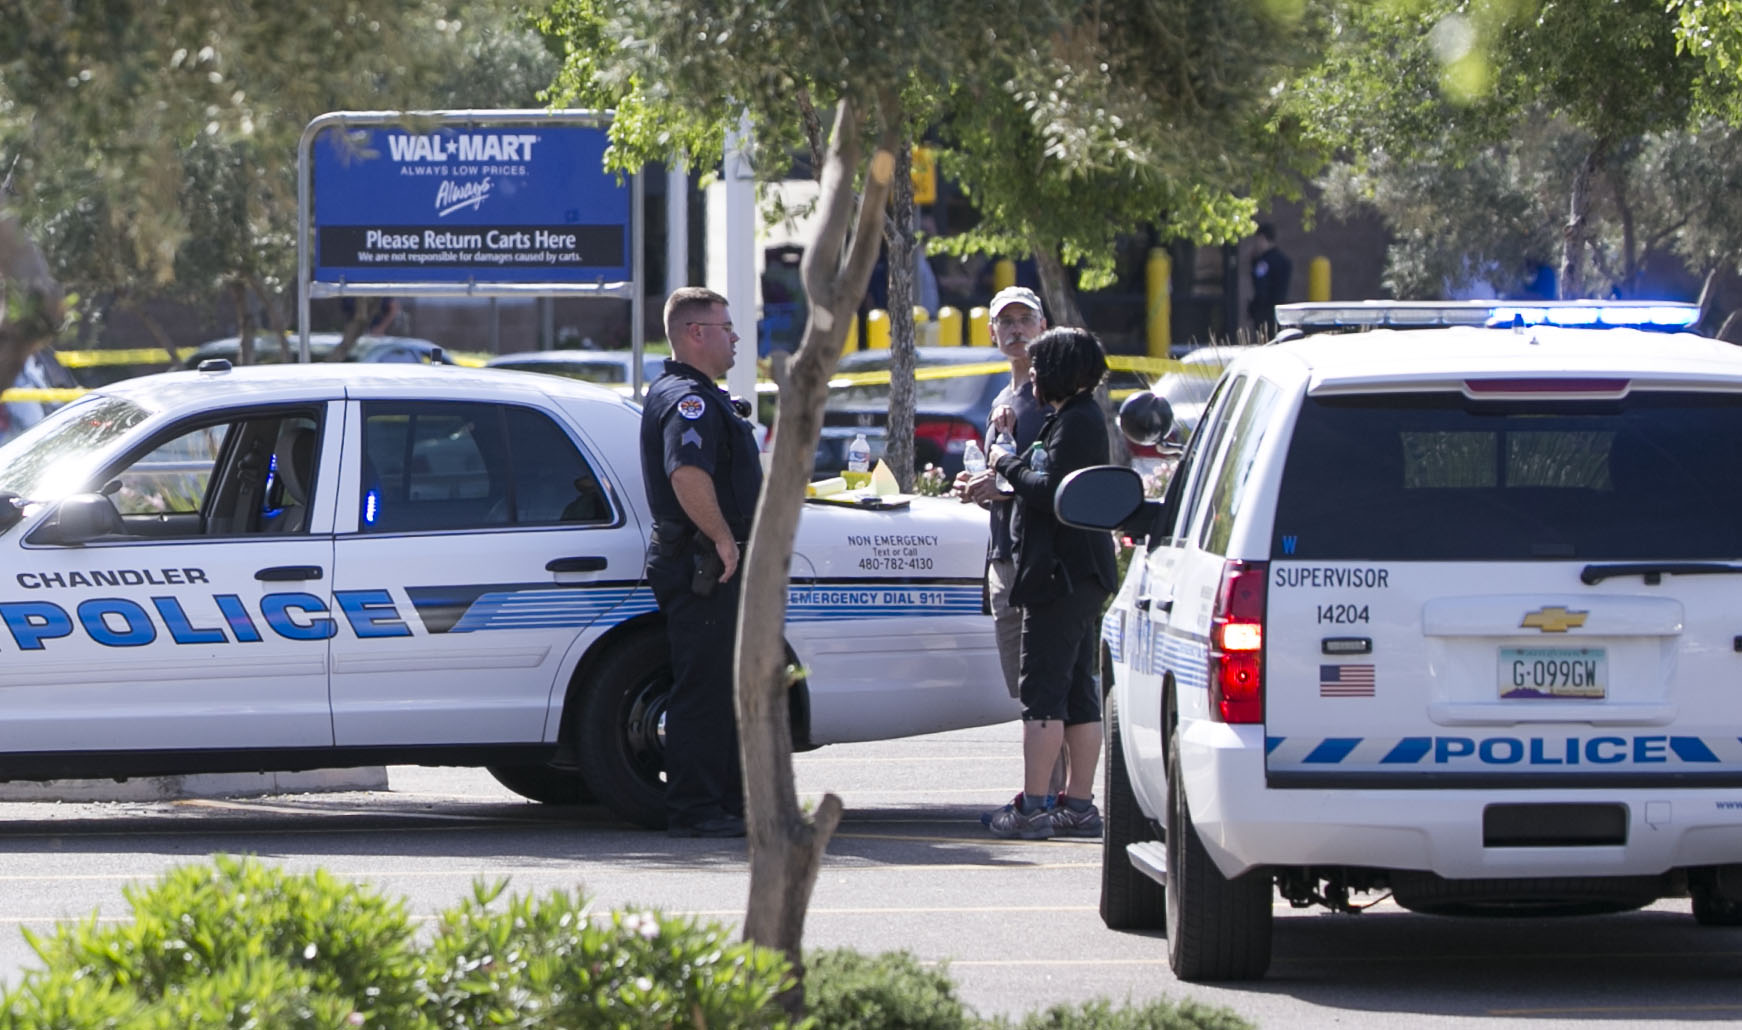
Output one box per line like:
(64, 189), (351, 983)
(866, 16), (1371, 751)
(1271, 391), (1742, 561)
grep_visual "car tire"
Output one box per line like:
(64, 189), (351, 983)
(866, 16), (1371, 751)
(1692, 886), (1742, 926)
(575, 630), (672, 830)
(1100, 693), (1165, 930)
(1165, 721), (1272, 981)
(485, 764), (594, 806)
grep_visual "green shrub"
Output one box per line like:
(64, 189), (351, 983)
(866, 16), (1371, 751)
(1000, 998), (1254, 1030)
(0, 858), (1253, 1030)
(3, 854), (427, 1029)
(420, 881), (795, 1030)
(804, 949), (971, 1030)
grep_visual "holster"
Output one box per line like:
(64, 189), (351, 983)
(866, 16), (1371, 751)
(652, 521), (693, 558)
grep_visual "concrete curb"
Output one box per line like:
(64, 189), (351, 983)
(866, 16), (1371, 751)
(0, 767), (390, 802)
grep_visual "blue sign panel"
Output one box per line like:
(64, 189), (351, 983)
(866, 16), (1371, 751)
(312, 125), (629, 285)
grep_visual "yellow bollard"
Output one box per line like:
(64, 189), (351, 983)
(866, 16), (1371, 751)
(993, 259), (1015, 293)
(912, 305), (930, 324)
(1309, 256), (1332, 302)
(867, 308), (891, 350)
(1146, 248), (1171, 358)
(969, 306), (991, 348)
(937, 306), (962, 346)
(845, 310), (860, 352)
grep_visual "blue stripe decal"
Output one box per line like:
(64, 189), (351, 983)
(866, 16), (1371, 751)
(442, 581), (983, 633)
(1381, 737), (1434, 764)
(1303, 738), (1363, 764)
(1265, 736), (1284, 754)
(1102, 609), (1123, 663)
(1159, 634), (1209, 692)
(1670, 736), (1721, 763)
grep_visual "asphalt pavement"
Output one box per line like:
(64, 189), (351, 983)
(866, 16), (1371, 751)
(0, 723), (1736, 1027)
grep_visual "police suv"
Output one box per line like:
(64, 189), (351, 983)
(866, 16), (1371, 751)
(0, 362), (1011, 828)
(1063, 301), (1742, 980)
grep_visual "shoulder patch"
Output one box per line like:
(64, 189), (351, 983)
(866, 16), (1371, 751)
(676, 395), (707, 420)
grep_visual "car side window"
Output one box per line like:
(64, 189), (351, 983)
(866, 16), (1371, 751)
(359, 400), (611, 533)
(1170, 375), (1247, 545)
(99, 409), (323, 538)
(1196, 378), (1281, 556)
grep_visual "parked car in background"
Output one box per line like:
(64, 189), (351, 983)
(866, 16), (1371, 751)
(818, 346), (1149, 480)
(1151, 345), (1242, 446)
(486, 349), (666, 389)
(182, 333), (457, 368)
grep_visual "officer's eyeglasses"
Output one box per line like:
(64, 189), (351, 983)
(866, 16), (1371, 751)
(688, 321), (735, 333)
(994, 311), (1039, 329)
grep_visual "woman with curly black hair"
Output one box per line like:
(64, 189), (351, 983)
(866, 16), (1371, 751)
(983, 327), (1118, 839)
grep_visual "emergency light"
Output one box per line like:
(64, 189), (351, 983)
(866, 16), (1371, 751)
(1277, 301), (1702, 334)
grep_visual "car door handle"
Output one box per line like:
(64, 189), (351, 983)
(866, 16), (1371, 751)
(547, 556), (608, 573)
(1136, 597), (1173, 613)
(256, 565), (323, 582)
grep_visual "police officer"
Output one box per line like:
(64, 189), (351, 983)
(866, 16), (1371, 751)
(640, 286), (763, 838)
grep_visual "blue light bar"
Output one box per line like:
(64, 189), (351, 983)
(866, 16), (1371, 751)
(1277, 301), (1702, 334)
(1487, 304), (1700, 330)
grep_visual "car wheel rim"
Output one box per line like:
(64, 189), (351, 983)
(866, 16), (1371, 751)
(621, 673), (671, 788)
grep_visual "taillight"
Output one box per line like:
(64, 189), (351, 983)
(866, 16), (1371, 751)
(1209, 559), (1267, 724)
(914, 418), (982, 457)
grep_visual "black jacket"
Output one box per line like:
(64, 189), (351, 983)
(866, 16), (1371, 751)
(993, 391), (1117, 607)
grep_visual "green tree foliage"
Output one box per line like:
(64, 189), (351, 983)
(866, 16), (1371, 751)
(1294, 0), (1706, 300)
(935, 0), (1322, 319)
(0, 0), (554, 364)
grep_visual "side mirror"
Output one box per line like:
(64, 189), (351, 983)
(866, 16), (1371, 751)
(1118, 391), (1174, 447)
(34, 493), (123, 545)
(1055, 466), (1147, 530)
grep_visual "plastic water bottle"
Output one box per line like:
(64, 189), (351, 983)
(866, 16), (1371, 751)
(993, 430), (1014, 491)
(847, 433), (871, 474)
(962, 438), (987, 476)
(1029, 440), (1049, 475)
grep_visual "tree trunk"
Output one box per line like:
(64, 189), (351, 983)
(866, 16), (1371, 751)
(249, 273), (294, 362)
(739, 97), (901, 1010)
(885, 142), (917, 491)
(231, 281), (257, 365)
(1611, 170), (1637, 296)
(1031, 245), (1084, 328)
(1030, 244), (1128, 463)
(1560, 140), (1608, 300)
(0, 207), (65, 391)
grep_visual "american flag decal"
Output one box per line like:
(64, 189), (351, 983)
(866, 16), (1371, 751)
(1320, 664), (1375, 698)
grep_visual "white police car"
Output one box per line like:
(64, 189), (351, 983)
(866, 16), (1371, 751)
(1063, 301), (1742, 980)
(0, 361), (1011, 828)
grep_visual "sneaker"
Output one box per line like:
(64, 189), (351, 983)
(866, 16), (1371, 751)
(1050, 801), (1103, 838)
(980, 792), (1052, 828)
(986, 796), (1055, 840)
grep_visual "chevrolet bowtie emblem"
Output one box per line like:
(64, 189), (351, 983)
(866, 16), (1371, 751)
(1521, 606), (1588, 633)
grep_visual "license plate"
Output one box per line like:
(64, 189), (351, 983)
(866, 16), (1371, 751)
(1499, 646), (1607, 700)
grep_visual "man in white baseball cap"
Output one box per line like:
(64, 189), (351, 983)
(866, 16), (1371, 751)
(955, 283), (1070, 817)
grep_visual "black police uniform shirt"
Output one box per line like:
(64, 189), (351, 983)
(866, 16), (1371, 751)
(639, 358), (763, 538)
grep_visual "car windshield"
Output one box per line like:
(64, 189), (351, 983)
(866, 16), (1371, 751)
(0, 393), (154, 501)
(1272, 390), (1742, 561)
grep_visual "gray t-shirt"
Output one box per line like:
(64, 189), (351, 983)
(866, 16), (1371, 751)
(986, 376), (1047, 561)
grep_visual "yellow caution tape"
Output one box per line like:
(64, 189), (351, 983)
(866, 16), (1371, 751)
(55, 349), (191, 367)
(2, 388), (88, 403)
